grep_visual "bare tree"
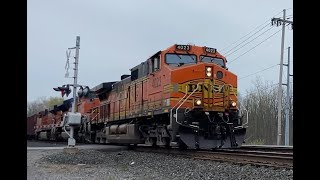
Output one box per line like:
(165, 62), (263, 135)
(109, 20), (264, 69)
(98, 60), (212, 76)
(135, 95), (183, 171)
(240, 76), (293, 145)
(44, 97), (64, 109)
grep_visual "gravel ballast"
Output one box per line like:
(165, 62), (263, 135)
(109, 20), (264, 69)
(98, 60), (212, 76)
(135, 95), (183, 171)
(28, 149), (293, 180)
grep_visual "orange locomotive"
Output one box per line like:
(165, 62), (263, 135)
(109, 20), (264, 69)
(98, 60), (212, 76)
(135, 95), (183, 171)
(82, 44), (247, 149)
(33, 98), (73, 141)
(32, 87), (100, 141)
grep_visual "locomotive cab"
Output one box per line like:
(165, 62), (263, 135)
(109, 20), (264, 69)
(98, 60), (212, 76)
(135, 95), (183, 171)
(158, 44), (247, 149)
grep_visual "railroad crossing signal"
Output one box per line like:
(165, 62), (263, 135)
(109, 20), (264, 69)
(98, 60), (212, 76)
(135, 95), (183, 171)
(53, 85), (71, 97)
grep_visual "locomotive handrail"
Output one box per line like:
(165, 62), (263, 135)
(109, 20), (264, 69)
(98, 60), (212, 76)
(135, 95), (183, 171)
(175, 82), (202, 128)
(90, 107), (99, 122)
(62, 114), (71, 137)
(63, 125), (71, 137)
(92, 114), (99, 121)
(239, 101), (249, 127)
(227, 83), (249, 129)
(169, 86), (189, 128)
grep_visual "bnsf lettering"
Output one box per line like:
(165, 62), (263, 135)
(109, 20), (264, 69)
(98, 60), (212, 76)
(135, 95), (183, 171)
(187, 84), (224, 93)
(213, 85), (224, 93)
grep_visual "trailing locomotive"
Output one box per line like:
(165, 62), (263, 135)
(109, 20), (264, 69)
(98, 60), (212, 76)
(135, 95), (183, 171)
(32, 98), (74, 141)
(29, 88), (101, 142)
(78, 44), (248, 149)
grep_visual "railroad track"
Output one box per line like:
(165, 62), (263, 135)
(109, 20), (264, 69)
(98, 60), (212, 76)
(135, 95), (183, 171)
(132, 145), (293, 169)
(29, 140), (293, 168)
(240, 145), (293, 153)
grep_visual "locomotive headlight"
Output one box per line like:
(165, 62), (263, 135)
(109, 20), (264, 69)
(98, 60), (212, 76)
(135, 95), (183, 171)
(195, 99), (202, 106)
(206, 66), (212, 77)
(231, 101), (237, 107)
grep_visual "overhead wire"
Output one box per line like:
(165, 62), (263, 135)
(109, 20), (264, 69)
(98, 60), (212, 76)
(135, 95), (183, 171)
(219, 21), (271, 53)
(226, 18), (292, 58)
(239, 64), (278, 80)
(220, 10), (283, 53)
(225, 25), (274, 57)
(223, 23), (272, 55)
(220, 9), (292, 87)
(228, 28), (282, 64)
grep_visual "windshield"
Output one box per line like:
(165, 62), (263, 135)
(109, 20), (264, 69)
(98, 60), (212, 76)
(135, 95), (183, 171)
(165, 54), (196, 67)
(200, 56), (225, 67)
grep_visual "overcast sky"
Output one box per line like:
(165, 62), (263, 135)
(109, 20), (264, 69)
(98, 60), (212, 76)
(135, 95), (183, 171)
(27, 0), (293, 102)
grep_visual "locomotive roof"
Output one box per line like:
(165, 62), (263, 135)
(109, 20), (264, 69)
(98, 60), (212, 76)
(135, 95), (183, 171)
(130, 51), (161, 72)
(91, 81), (118, 95)
(49, 98), (73, 114)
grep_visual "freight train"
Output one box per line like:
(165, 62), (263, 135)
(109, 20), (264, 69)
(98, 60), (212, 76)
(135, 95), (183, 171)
(27, 44), (248, 149)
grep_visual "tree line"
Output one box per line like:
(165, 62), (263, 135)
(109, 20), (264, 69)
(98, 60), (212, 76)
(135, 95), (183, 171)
(27, 96), (64, 117)
(239, 77), (293, 145)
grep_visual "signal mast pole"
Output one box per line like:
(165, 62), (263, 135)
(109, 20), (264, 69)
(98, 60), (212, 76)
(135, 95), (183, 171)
(68, 36), (80, 146)
(53, 36), (82, 152)
(72, 36), (80, 113)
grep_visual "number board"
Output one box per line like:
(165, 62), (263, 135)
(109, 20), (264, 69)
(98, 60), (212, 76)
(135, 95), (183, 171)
(176, 44), (190, 51)
(204, 47), (217, 54)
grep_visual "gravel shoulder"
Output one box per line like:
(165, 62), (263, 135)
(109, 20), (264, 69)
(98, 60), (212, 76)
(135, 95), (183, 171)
(27, 147), (293, 180)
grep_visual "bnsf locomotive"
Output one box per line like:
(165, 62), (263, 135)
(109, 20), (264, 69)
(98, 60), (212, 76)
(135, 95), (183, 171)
(28, 44), (247, 149)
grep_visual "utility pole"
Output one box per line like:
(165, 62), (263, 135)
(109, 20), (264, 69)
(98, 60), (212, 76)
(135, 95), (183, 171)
(283, 47), (292, 146)
(271, 9), (293, 145)
(276, 9), (286, 146)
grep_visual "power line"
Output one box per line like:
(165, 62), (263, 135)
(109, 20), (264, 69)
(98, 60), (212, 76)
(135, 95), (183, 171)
(239, 64), (278, 80)
(223, 23), (272, 54)
(275, 14), (292, 18)
(225, 25), (274, 57)
(226, 23), (291, 58)
(220, 21), (270, 53)
(220, 10), (283, 52)
(228, 29), (282, 64)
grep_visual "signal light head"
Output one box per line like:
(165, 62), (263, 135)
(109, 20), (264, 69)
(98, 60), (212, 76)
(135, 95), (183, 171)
(53, 85), (71, 97)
